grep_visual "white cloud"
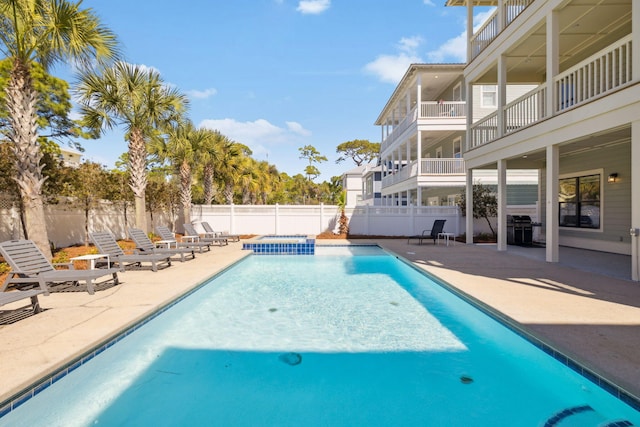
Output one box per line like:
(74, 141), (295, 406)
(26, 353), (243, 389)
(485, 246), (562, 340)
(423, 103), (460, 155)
(425, 8), (496, 63)
(296, 0), (330, 14)
(286, 121), (312, 136)
(425, 33), (466, 63)
(423, 0), (435, 6)
(363, 36), (423, 84)
(186, 88), (218, 100)
(198, 118), (311, 152)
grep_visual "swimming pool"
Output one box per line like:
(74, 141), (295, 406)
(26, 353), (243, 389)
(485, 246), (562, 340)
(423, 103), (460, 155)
(0, 246), (638, 426)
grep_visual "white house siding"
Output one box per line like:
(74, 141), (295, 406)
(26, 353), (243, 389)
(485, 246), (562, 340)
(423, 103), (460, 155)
(539, 141), (631, 254)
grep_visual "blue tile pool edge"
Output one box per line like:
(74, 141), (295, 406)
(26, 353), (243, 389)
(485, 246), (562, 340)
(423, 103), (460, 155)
(387, 250), (640, 413)
(0, 254), (252, 419)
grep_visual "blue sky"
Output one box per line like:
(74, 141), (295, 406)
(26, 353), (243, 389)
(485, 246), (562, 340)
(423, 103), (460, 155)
(56, 0), (487, 181)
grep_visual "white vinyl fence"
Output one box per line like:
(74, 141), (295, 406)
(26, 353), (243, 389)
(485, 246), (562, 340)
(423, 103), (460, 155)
(1, 198), (539, 248)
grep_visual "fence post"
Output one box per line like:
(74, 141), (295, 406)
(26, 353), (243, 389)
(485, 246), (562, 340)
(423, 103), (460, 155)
(230, 204), (235, 234)
(365, 205), (370, 235)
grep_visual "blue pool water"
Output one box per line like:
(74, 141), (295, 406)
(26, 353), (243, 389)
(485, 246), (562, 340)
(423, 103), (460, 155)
(1, 246), (638, 426)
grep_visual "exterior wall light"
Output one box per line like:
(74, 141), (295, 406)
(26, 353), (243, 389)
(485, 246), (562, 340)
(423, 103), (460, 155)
(607, 173), (618, 183)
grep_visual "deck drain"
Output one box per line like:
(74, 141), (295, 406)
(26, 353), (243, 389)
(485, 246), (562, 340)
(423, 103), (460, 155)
(460, 375), (474, 384)
(268, 308), (278, 312)
(279, 352), (302, 366)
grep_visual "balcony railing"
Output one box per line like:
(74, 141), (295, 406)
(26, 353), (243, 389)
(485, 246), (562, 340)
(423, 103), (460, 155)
(381, 158), (465, 187)
(470, 0), (533, 60)
(554, 34), (632, 113)
(469, 35), (633, 150)
(505, 85), (547, 135)
(381, 101), (466, 151)
(421, 158), (465, 175)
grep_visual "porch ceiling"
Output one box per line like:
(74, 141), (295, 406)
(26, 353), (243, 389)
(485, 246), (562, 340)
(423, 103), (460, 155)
(473, 0), (632, 84)
(500, 126), (631, 168)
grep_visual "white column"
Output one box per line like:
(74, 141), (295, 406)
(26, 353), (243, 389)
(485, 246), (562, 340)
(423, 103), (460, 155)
(545, 145), (559, 262)
(465, 169), (474, 244)
(631, 120), (640, 281)
(416, 73), (422, 118)
(497, 54), (506, 138)
(546, 11), (559, 116)
(497, 159), (507, 251)
(417, 130), (422, 175)
(466, 1), (473, 63)
(634, 1), (640, 78)
(497, 0), (504, 30)
(465, 81), (473, 151)
(274, 203), (279, 234)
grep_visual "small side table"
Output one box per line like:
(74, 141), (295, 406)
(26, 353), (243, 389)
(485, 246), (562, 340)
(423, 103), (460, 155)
(155, 239), (177, 249)
(182, 235), (200, 243)
(437, 232), (455, 246)
(70, 254), (110, 270)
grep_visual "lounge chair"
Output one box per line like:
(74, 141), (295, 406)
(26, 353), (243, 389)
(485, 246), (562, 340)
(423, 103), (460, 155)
(0, 239), (120, 295)
(128, 228), (195, 262)
(407, 219), (447, 245)
(155, 225), (211, 253)
(200, 221), (241, 242)
(183, 223), (228, 246)
(90, 232), (172, 272)
(0, 289), (45, 324)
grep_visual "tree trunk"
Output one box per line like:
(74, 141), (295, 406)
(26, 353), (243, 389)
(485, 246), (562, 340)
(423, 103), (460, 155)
(203, 163), (214, 205)
(128, 128), (148, 230)
(6, 59), (52, 258)
(180, 160), (192, 225)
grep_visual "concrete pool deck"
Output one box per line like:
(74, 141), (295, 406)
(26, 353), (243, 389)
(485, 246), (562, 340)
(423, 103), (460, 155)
(1, 239), (639, 407)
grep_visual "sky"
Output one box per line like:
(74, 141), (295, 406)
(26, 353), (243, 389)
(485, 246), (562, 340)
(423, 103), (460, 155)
(54, 0), (487, 181)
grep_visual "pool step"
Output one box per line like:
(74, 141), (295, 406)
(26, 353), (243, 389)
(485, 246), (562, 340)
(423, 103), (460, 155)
(543, 405), (634, 427)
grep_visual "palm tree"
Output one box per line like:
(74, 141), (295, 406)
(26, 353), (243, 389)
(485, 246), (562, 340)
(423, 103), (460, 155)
(152, 120), (208, 224)
(199, 129), (225, 205)
(0, 0), (118, 257)
(76, 62), (188, 231)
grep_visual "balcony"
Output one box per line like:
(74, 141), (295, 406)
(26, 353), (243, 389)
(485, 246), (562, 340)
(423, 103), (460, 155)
(382, 158), (465, 187)
(381, 101), (466, 152)
(469, 35), (633, 150)
(470, 0), (534, 60)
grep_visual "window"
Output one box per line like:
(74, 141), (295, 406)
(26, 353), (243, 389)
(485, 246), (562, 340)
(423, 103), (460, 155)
(481, 85), (497, 108)
(453, 138), (461, 158)
(447, 195), (457, 206)
(559, 174), (600, 229)
(436, 147), (443, 158)
(428, 196), (439, 206)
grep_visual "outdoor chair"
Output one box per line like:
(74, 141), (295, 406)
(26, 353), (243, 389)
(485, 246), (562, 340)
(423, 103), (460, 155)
(128, 228), (195, 262)
(0, 239), (120, 295)
(155, 225), (211, 253)
(407, 219), (447, 245)
(89, 232), (172, 272)
(200, 221), (241, 242)
(183, 223), (229, 246)
(0, 289), (45, 324)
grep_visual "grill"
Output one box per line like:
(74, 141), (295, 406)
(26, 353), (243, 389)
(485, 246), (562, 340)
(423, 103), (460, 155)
(506, 215), (533, 246)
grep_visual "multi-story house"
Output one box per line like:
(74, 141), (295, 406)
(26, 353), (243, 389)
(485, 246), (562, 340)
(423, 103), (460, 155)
(375, 64), (538, 208)
(446, 0), (639, 280)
